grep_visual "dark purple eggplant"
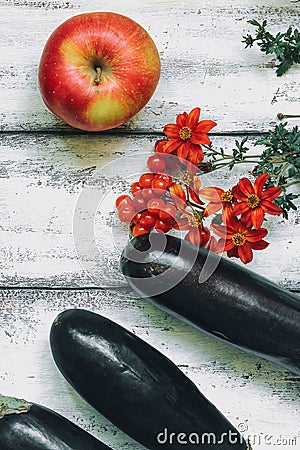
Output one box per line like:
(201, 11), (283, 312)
(50, 308), (249, 450)
(0, 393), (110, 449)
(120, 233), (300, 375)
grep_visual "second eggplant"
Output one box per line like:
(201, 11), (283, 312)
(50, 308), (250, 450)
(0, 393), (110, 449)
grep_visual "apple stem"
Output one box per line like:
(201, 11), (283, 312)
(94, 67), (102, 84)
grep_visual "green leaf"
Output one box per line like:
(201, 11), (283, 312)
(276, 58), (293, 76)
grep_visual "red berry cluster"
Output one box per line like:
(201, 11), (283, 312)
(116, 154), (178, 237)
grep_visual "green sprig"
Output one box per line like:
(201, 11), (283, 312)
(242, 19), (300, 76)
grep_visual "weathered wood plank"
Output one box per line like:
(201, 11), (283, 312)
(0, 288), (299, 450)
(0, 133), (299, 289)
(0, 0), (299, 132)
(0, 3), (299, 450)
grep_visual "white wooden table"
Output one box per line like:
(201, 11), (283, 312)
(0, 1), (299, 449)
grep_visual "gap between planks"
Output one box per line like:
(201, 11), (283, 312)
(0, 130), (269, 138)
(0, 286), (299, 293)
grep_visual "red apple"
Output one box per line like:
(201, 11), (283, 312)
(38, 12), (160, 131)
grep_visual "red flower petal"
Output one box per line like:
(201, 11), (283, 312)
(207, 236), (218, 251)
(199, 187), (224, 202)
(215, 238), (227, 253)
(213, 238), (227, 254)
(251, 206), (265, 229)
(231, 185), (245, 201)
(170, 183), (187, 208)
(176, 112), (188, 128)
(238, 178), (255, 197)
(250, 240), (269, 250)
(185, 228), (201, 246)
(187, 145), (204, 165)
(236, 220), (247, 233)
(261, 200), (282, 215)
(227, 246), (239, 258)
(224, 239), (235, 251)
(161, 138), (181, 154)
(187, 107), (200, 129)
(233, 201), (250, 216)
(261, 186), (281, 201)
(194, 120), (217, 134)
(204, 201), (222, 217)
(177, 142), (190, 161)
(193, 176), (201, 191)
(163, 124), (180, 139)
(211, 223), (234, 238)
(246, 227), (268, 242)
(190, 132), (211, 146)
(254, 173), (268, 196)
(222, 204), (234, 224)
(189, 187), (204, 205)
(225, 214), (240, 230)
(241, 210), (253, 228)
(155, 139), (169, 153)
(238, 242), (253, 264)
(173, 217), (189, 230)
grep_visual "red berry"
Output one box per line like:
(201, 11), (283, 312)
(156, 173), (173, 187)
(147, 154), (166, 173)
(141, 188), (156, 201)
(199, 227), (211, 246)
(147, 198), (165, 216)
(139, 211), (156, 229)
(132, 212), (142, 224)
(159, 203), (177, 222)
(152, 177), (168, 195)
(115, 195), (132, 209)
(118, 205), (135, 223)
(131, 182), (142, 196)
(132, 195), (147, 212)
(139, 173), (154, 189)
(132, 224), (149, 237)
(154, 219), (172, 233)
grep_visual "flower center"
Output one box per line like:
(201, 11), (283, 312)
(221, 190), (233, 203)
(179, 126), (193, 141)
(246, 194), (260, 209)
(181, 172), (193, 186)
(187, 214), (202, 228)
(232, 232), (246, 247)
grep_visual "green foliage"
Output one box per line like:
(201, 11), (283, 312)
(204, 123), (300, 219)
(242, 19), (300, 76)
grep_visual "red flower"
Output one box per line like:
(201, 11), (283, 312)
(199, 186), (236, 223)
(157, 107), (216, 166)
(169, 182), (187, 210)
(232, 173), (282, 228)
(211, 217), (269, 264)
(207, 236), (221, 252)
(174, 213), (210, 247)
(178, 172), (203, 205)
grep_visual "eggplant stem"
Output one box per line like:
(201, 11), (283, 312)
(0, 394), (32, 419)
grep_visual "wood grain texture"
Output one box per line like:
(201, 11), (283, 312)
(0, 288), (299, 450)
(0, 0), (299, 132)
(0, 133), (299, 289)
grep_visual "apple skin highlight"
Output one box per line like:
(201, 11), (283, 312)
(38, 12), (161, 131)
